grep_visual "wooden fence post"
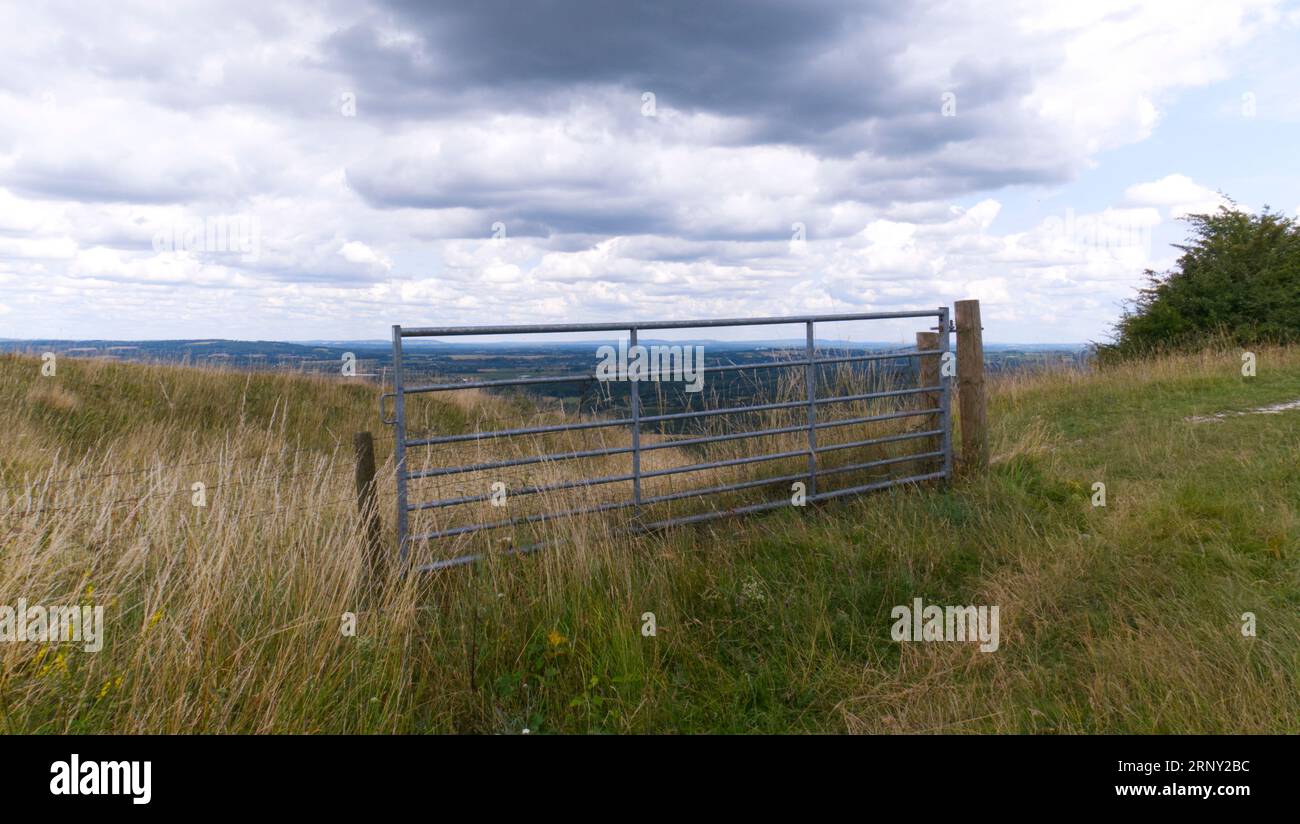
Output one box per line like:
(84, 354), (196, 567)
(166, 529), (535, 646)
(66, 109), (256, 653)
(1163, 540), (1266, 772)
(353, 431), (384, 579)
(954, 300), (988, 472)
(915, 331), (941, 472)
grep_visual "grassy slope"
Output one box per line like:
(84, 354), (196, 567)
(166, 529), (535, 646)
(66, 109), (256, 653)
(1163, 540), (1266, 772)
(0, 348), (1296, 733)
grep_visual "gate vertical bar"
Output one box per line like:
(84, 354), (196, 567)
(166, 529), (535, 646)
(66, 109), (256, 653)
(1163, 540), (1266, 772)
(391, 325), (410, 563)
(629, 327), (642, 511)
(805, 320), (817, 496)
(391, 308), (955, 567)
(938, 306), (953, 480)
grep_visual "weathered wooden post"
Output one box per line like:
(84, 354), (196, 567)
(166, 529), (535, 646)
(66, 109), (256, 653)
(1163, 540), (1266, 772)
(954, 299), (988, 472)
(915, 331), (941, 472)
(353, 431), (384, 580)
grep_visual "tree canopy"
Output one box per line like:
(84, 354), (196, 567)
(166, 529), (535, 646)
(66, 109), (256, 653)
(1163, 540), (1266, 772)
(1101, 205), (1300, 359)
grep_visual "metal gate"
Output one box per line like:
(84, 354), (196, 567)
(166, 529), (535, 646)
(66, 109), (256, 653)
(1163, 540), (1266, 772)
(382, 308), (952, 570)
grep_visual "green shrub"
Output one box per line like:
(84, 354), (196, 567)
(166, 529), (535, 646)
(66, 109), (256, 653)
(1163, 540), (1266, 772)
(1100, 205), (1300, 361)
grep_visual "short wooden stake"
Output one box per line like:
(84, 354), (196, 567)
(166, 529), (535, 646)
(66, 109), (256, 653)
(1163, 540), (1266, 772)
(916, 331), (941, 472)
(353, 431), (384, 581)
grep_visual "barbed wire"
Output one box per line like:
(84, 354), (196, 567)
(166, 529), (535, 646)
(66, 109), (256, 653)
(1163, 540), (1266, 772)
(0, 444), (354, 494)
(0, 488), (361, 524)
(0, 462), (355, 519)
(217, 493), (359, 521)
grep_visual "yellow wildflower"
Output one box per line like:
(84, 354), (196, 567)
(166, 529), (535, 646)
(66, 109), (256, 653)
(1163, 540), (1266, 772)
(38, 651), (66, 678)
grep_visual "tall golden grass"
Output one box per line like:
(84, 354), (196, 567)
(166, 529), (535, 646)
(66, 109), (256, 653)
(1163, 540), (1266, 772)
(0, 344), (1296, 733)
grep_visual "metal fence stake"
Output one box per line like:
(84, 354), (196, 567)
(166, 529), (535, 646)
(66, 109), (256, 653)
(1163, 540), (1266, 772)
(916, 330), (941, 476)
(629, 327), (642, 516)
(805, 320), (817, 498)
(391, 325), (410, 564)
(938, 306), (954, 481)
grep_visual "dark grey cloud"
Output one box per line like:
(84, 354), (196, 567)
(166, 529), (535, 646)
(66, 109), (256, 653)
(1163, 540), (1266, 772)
(0, 0), (1067, 239)
(4, 161), (201, 205)
(0, 0), (1271, 344)
(330, 0), (1070, 234)
(327, 1), (950, 149)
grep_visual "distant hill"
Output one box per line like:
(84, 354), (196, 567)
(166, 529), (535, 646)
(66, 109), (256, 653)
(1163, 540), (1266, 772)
(0, 337), (1093, 383)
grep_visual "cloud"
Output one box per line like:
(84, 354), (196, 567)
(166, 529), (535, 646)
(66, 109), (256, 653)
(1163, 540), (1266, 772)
(338, 240), (392, 271)
(0, 0), (1286, 341)
(1125, 174), (1234, 218)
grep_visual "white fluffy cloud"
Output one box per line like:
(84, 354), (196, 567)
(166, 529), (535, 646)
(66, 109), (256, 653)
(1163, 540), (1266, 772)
(0, 0), (1287, 342)
(1125, 174), (1234, 219)
(338, 241), (392, 272)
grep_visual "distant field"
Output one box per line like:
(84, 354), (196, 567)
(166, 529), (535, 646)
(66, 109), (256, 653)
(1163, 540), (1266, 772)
(0, 344), (1295, 733)
(0, 337), (1089, 376)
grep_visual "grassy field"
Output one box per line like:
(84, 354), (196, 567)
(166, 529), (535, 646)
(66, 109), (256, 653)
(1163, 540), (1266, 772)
(0, 345), (1297, 733)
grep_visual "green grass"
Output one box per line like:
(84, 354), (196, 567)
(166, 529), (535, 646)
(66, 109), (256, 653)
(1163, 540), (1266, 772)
(0, 346), (1296, 733)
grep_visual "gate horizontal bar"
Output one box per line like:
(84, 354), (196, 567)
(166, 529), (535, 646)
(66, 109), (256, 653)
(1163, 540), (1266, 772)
(631, 471), (946, 531)
(412, 404), (939, 453)
(814, 407), (938, 431)
(399, 309), (943, 338)
(640, 447), (810, 480)
(407, 396), (940, 480)
(413, 472), (805, 570)
(409, 470), (636, 511)
(410, 430), (941, 513)
(392, 306), (956, 567)
(409, 416), (633, 447)
(641, 471), (810, 507)
(399, 348), (944, 394)
(412, 470), (946, 571)
(814, 386), (942, 407)
(406, 443), (632, 480)
(411, 498), (632, 541)
(638, 385), (940, 425)
(816, 451), (944, 477)
(405, 373), (597, 393)
(408, 447), (941, 542)
(638, 422), (810, 452)
(813, 349), (943, 366)
(814, 429), (944, 454)
(415, 470), (814, 567)
(640, 412), (941, 453)
(414, 538), (556, 572)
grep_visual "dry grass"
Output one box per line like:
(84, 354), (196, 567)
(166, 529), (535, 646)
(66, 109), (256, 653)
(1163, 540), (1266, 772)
(0, 344), (1296, 733)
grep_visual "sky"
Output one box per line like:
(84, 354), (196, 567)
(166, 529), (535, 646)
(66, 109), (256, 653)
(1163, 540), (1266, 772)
(0, 0), (1298, 344)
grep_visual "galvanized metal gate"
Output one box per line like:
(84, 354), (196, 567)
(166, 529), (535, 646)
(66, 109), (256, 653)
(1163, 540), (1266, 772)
(382, 309), (952, 570)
